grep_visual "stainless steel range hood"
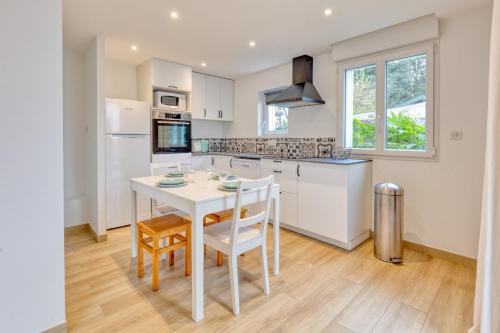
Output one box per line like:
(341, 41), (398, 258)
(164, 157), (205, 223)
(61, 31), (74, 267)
(267, 55), (325, 108)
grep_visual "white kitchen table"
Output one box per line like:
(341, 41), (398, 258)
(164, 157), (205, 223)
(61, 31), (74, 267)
(129, 172), (280, 322)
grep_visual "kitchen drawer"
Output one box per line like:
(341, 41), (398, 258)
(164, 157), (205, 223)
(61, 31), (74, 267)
(262, 167), (297, 194)
(262, 159), (298, 172)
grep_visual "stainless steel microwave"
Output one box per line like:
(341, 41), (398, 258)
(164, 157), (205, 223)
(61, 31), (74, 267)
(153, 90), (187, 112)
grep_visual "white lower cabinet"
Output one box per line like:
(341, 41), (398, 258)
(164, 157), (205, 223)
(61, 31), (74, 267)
(297, 161), (372, 250)
(213, 155), (233, 172)
(191, 155), (212, 171)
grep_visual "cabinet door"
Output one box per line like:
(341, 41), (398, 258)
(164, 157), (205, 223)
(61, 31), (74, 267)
(261, 168), (298, 226)
(206, 75), (221, 120)
(213, 155), (232, 172)
(152, 59), (192, 92)
(298, 163), (348, 242)
(191, 155), (212, 171)
(220, 78), (234, 121)
(191, 73), (207, 119)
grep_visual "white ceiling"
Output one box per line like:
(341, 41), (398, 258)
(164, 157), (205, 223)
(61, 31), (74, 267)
(63, 0), (491, 79)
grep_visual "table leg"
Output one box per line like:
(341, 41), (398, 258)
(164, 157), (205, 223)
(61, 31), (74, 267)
(191, 208), (204, 322)
(273, 192), (280, 275)
(131, 190), (138, 258)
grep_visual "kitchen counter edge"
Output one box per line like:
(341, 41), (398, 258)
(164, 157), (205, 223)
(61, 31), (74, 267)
(191, 152), (372, 165)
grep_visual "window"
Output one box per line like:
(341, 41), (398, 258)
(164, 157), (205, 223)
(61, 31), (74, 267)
(339, 43), (436, 158)
(262, 90), (288, 135)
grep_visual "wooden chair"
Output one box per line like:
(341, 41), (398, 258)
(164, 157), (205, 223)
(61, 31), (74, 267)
(137, 214), (191, 291)
(203, 176), (274, 315)
(203, 208), (248, 266)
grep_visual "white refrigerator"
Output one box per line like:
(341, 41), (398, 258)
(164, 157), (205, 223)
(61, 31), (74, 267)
(105, 98), (151, 229)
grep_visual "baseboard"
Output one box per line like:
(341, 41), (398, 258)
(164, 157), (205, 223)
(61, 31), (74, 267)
(65, 224), (107, 243)
(88, 224), (107, 243)
(369, 230), (476, 269)
(41, 322), (66, 333)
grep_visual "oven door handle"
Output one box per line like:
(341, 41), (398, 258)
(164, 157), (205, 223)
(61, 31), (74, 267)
(156, 120), (191, 125)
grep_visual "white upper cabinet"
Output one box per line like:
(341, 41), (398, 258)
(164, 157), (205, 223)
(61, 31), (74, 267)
(137, 58), (192, 103)
(206, 75), (221, 119)
(191, 72), (207, 119)
(220, 78), (234, 121)
(151, 58), (191, 92)
(191, 72), (233, 121)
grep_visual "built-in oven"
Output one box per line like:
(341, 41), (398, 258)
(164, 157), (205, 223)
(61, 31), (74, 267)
(152, 110), (191, 154)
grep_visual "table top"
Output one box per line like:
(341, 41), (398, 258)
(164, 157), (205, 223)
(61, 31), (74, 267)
(130, 172), (279, 204)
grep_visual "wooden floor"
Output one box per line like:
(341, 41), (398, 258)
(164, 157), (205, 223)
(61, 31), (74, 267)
(65, 226), (475, 332)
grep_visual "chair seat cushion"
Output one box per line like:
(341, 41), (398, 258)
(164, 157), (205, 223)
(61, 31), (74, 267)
(204, 220), (261, 254)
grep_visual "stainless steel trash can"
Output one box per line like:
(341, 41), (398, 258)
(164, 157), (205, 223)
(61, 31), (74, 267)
(374, 183), (404, 263)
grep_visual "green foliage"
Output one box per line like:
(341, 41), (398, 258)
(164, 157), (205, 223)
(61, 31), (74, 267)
(275, 116), (288, 131)
(386, 112), (426, 150)
(352, 65), (376, 115)
(351, 112), (425, 150)
(352, 118), (375, 148)
(386, 55), (426, 109)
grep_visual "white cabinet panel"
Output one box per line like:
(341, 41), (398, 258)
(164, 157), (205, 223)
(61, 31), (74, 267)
(281, 192), (298, 227)
(191, 72), (234, 121)
(152, 59), (192, 92)
(192, 155), (212, 171)
(298, 163), (349, 243)
(261, 167), (297, 194)
(191, 72), (207, 119)
(220, 78), (234, 121)
(213, 155), (232, 172)
(206, 75), (221, 119)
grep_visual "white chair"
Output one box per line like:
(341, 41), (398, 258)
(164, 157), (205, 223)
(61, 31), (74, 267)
(203, 175), (274, 315)
(150, 162), (183, 217)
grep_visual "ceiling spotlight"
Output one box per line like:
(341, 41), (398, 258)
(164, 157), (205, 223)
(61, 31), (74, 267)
(130, 45), (138, 51)
(170, 11), (179, 19)
(324, 8), (332, 16)
(201, 62), (206, 67)
(249, 41), (256, 47)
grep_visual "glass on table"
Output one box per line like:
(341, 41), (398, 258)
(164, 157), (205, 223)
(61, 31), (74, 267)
(185, 169), (195, 183)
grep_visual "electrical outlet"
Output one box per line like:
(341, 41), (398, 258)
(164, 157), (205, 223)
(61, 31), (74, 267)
(450, 130), (463, 140)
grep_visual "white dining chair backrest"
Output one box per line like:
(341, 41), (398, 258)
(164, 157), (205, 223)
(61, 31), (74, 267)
(150, 162), (181, 176)
(230, 176), (274, 250)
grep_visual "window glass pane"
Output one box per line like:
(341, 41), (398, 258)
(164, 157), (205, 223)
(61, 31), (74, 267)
(344, 64), (376, 149)
(386, 54), (427, 151)
(266, 105), (288, 132)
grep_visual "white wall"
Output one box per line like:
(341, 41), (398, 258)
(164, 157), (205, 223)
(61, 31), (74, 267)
(229, 8), (491, 258)
(85, 37), (107, 236)
(0, 0), (66, 332)
(105, 58), (137, 100)
(192, 119), (227, 138)
(64, 49), (88, 227)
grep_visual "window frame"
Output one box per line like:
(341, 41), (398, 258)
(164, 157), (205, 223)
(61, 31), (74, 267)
(337, 42), (438, 159)
(260, 87), (289, 136)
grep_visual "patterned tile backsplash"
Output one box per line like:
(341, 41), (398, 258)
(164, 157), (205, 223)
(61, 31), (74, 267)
(193, 137), (336, 159)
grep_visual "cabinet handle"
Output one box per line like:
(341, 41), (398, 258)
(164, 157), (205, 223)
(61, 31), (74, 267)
(297, 165), (300, 177)
(273, 170), (282, 174)
(168, 85), (178, 89)
(211, 156), (214, 165)
(273, 160), (282, 163)
(204, 108), (206, 117)
(221, 110), (223, 118)
(230, 158), (233, 168)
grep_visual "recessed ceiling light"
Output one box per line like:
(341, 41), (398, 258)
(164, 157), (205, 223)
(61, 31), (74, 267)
(324, 8), (332, 16)
(201, 62), (206, 67)
(130, 45), (138, 51)
(170, 11), (179, 19)
(249, 41), (256, 47)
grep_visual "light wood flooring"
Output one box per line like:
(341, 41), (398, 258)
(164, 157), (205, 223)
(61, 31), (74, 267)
(65, 226), (475, 332)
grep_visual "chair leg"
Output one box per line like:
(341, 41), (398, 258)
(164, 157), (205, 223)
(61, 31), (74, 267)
(169, 235), (175, 266)
(185, 228), (191, 276)
(152, 237), (159, 291)
(216, 251), (223, 266)
(260, 243), (270, 295)
(137, 229), (144, 278)
(161, 237), (167, 261)
(228, 254), (240, 315)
